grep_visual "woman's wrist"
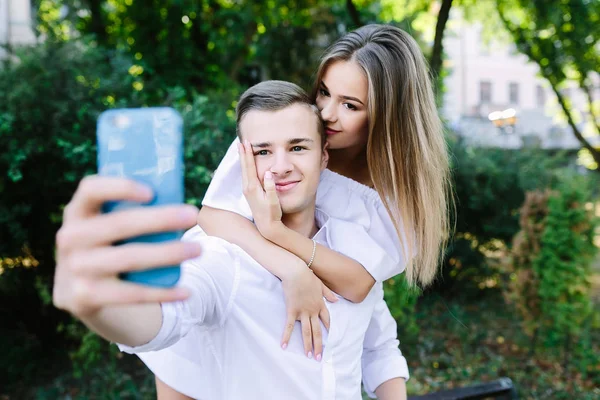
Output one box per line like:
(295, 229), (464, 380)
(259, 220), (287, 243)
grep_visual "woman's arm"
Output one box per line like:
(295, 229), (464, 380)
(236, 141), (375, 302)
(198, 206), (373, 302)
(264, 223), (375, 302)
(199, 206), (334, 358)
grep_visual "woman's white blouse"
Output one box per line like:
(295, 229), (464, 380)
(202, 138), (407, 282)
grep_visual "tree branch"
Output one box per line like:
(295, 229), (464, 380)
(552, 85), (600, 168)
(581, 74), (600, 134)
(346, 0), (362, 29)
(430, 0), (453, 91)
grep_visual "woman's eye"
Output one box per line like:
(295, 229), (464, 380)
(343, 103), (357, 111)
(319, 88), (330, 97)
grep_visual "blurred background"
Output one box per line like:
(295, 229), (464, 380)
(0, 0), (598, 399)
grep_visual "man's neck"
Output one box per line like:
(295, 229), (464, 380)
(281, 205), (318, 238)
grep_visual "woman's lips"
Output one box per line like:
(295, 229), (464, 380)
(326, 128), (341, 136)
(275, 181), (299, 192)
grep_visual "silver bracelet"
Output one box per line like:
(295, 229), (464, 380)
(307, 239), (317, 269)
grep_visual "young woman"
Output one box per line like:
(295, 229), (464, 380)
(159, 24), (452, 398)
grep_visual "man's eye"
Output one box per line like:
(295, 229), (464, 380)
(291, 146), (305, 152)
(254, 150), (269, 156)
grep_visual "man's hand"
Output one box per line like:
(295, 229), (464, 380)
(53, 176), (201, 320)
(239, 140), (283, 240)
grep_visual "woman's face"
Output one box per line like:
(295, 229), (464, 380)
(315, 60), (369, 151)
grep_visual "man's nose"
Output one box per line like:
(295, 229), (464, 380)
(270, 152), (293, 176)
(319, 99), (337, 123)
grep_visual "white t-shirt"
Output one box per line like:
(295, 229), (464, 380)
(120, 211), (408, 400)
(202, 138), (407, 282)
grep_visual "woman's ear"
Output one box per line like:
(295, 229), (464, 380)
(321, 142), (329, 171)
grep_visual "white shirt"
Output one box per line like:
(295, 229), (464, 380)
(202, 138), (408, 282)
(119, 211), (408, 400)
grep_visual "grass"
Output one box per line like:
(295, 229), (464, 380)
(405, 290), (600, 399)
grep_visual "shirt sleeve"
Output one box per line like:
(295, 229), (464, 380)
(118, 233), (239, 354)
(361, 286), (410, 398)
(316, 170), (409, 282)
(313, 215), (401, 286)
(201, 137), (253, 220)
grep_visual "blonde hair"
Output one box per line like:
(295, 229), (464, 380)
(313, 24), (453, 287)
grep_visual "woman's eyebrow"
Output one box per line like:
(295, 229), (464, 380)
(320, 81), (364, 105)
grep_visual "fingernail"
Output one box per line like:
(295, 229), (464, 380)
(179, 205), (198, 222)
(281, 343), (287, 350)
(184, 243), (202, 258)
(137, 184), (154, 199)
(316, 354), (322, 362)
(265, 171), (272, 180)
(307, 351), (312, 359)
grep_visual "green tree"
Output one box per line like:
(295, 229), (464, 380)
(497, 0), (600, 170)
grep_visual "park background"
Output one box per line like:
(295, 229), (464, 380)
(1, 0), (599, 399)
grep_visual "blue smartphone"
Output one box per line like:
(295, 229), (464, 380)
(97, 107), (184, 287)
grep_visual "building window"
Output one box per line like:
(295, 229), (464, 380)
(509, 82), (519, 105)
(536, 85), (546, 108)
(480, 81), (492, 104)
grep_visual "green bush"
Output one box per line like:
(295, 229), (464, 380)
(0, 39), (237, 391)
(436, 136), (577, 296)
(502, 172), (598, 368)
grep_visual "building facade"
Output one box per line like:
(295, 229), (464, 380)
(442, 13), (598, 150)
(0, 0), (36, 59)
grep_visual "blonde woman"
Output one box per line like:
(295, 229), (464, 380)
(160, 24), (451, 398)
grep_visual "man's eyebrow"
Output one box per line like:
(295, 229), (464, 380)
(288, 138), (314, 145)
(320, 81), (365, 105)
(251, 141), (272, 148)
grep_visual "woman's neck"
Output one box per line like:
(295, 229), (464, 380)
(327, 147), (372, 187)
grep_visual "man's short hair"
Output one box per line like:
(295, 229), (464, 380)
(236, 80), (326, 147)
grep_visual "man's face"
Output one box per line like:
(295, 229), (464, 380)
(239, 104), (328, 215)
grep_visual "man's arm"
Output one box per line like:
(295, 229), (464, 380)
(375, 378), (407, 400)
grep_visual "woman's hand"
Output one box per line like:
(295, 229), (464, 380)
(239, 140), (283, 240)
(279, 263), (338, 361)
(53, 176), (200, 319)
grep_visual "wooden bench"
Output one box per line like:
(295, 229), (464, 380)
(408, 377), (517, 400)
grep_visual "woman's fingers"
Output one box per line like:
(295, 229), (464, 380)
(70, 241), (202, 277)
(322, 283), (338, 303)
(64, 175), (153, 223)
(319, 306), (331, 332)
(281, 315), (296, 350)
(310, 315), (323, 362)
(56, 204), (199, 252)
(300, 314), (313, 358)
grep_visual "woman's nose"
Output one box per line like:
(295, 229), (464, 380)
(319, 99), (337, 123)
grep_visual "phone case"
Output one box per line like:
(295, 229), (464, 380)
(97, 107), (184, 287)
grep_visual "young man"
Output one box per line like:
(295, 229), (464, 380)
(53, 81), (407, 399)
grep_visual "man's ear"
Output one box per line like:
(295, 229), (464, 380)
(321, 142), (329, 171)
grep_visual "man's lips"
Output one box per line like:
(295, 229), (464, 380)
(326, 128), (341, 136)
(275, 181), (300, 192)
